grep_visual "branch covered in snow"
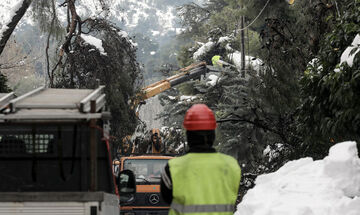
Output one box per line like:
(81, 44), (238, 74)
(81, 34), (107, 56)
(193, 41), (214, 60)
(0, 0), (32, 56)
(340, 34), (360, 67)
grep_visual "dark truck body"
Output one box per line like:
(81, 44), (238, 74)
(0, 86), (119, 215)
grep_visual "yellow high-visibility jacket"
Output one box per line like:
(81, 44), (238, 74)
(168, 153), (241, 215)
(212, 55), (222, 67)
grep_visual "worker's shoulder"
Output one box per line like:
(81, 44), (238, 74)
(169, 153), (191, 162)
(168, 152), (208, 165)
(171, 152), (237, 163)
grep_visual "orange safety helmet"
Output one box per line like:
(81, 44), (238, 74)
(183, 104), (217, 131)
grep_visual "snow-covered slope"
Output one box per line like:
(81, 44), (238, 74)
(236, 141), (360, 215)
(0, 0), (203, 42)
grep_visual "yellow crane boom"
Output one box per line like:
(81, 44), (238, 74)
(131, 61), (220, 110)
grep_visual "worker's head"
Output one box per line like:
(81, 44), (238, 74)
(183, 104), (216, 148)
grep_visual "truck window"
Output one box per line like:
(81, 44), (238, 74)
(123, 159), (168, 183)
(0, 134), (55, 154)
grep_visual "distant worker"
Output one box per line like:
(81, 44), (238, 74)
(286, 0), (295, 5)
(212, 55), (222, 67)
(160, 104), (241, 215)
(146, 129), (163, 154)
(212, 55), (235, 68)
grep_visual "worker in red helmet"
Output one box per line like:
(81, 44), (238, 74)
(160, 104), (241, 215)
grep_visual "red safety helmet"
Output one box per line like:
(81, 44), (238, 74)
(183, 104), (217, 131)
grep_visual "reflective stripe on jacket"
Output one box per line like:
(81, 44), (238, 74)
(168, 153), (241, 215)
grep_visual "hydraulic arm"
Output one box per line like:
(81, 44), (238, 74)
(131, 61), (221, 109)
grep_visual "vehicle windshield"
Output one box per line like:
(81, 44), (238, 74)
(123, 159), (168, 183)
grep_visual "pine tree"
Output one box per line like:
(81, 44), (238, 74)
(297, 0), (360, 157)
(0, 73), (11, 93)
(53, 17), (141, 148)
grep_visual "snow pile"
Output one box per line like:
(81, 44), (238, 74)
(193, 41), (215, 60)
(340, 34), (360, 67)
(206, 74), (219, 86)
(235, 141), (360, 215)
(80, 34), (107, 56)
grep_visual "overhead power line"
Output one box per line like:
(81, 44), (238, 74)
(237, 0), (271, 32)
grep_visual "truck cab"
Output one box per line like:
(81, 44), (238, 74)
(117, 155), (173, 215)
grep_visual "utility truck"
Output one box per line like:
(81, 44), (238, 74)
(116, 154), (173, 215)
(116, 128), (173, 215)
(0, 86), (135, 215)
(115, 62), (222, 215)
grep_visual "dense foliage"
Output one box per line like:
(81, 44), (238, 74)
(158, 0), (360, 197)
(54, 18), (141, 143)
(0, 73), (10, 93)
(0, 0), (142, 148)
(298, 0), (360, 157)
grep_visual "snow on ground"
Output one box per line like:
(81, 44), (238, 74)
(80, 34), (107, 56)
(156, 6), (176, 33)
(235, 141), (360, 215)
(1, 0), (182, 42)
(206, 74), (219, 86)
(340, 34), (360, 67)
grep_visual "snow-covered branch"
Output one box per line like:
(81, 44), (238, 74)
(0, 0), (32, 56)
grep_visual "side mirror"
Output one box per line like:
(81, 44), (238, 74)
(113, 160), (120, 177)
(119, 170), (136, 205)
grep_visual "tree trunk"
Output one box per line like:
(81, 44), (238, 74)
(240, 16), (246, 78)
(0, 0), (33, 56)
